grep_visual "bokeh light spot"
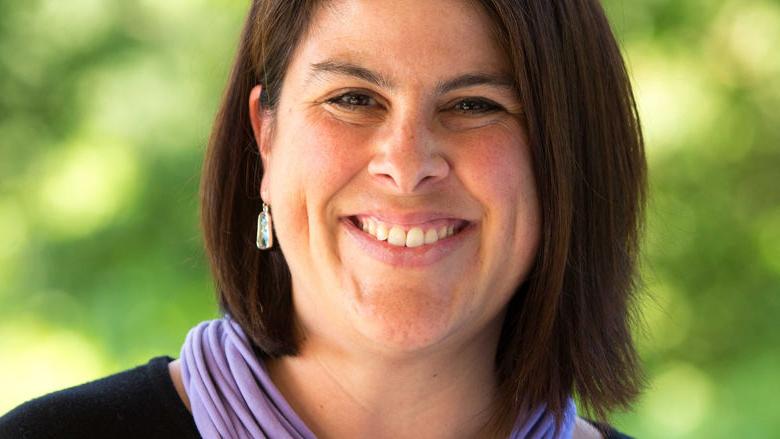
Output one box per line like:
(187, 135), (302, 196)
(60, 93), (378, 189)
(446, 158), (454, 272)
(643, 362), (714, 436)
(0, 317), (109, 414)
(720, 1), (780, 79)
(631, 49), (722, 159)
(28, 0), (111, 54)
(34, 138), (138, 238)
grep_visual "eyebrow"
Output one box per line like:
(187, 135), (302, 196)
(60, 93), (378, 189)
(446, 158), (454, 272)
(309, 60), (394, 90)
(308, 59), (516, 94)
(435, 73), (516, 95)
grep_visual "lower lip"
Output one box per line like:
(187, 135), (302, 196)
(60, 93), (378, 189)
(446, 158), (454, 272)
(341, 218), (475, 268)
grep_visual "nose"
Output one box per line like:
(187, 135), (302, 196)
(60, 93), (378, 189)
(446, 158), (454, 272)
(367, 116), (450, 193)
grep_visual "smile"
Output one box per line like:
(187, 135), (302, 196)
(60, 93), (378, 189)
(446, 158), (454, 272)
(342, 214), (476, 268)
(349, 215), (470, 248)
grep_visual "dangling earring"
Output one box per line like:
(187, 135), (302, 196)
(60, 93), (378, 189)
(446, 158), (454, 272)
(256, 202), (274, 250)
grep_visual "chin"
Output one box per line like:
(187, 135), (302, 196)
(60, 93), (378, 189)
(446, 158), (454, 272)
(347, 280), (466, 353)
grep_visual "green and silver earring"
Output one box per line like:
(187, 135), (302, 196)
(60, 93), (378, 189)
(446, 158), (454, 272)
(256, 202), (274, 250)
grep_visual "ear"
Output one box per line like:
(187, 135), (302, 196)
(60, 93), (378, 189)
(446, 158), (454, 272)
(249, 84), (274, 203)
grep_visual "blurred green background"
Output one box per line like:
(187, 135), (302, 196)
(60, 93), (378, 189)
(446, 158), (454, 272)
(0, 0), (778, 437)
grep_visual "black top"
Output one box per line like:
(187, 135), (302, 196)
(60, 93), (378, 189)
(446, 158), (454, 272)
(0, 356), (200, 439)
(0, 356), (632, 439)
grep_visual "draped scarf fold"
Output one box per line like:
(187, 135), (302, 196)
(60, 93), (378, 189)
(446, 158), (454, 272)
(180, 318), (576, 439)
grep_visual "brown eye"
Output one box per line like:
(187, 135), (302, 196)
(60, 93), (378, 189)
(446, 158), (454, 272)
(327, 92), (376, 109)
(452, 99), (502, 114)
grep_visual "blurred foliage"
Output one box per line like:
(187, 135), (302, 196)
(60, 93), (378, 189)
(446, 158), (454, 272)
(0, 0), (778, 437)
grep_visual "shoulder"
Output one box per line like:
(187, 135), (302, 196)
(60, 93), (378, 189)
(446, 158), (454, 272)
(575, 416), (634, 439)
(574, 416), (604, 439)
(0, 356), (200, 439)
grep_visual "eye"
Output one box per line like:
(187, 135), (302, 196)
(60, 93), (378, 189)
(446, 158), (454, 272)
(326, 92), (377, 109)
(451, 98), (502, 114)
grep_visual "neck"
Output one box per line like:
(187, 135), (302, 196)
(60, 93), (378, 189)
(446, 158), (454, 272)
(267, 324), (503, 439)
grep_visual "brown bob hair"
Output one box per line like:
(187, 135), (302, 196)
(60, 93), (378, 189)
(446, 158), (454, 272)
(200, 0), (646, 431)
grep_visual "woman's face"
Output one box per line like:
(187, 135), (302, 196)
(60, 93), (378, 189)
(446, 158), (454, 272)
(252, 0), (540, 355)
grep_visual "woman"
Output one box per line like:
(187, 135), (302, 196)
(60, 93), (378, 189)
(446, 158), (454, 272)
(0, 0), (645, 438)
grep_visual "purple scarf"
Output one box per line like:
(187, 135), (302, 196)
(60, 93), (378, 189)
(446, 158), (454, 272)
(180, 318), (577, 439)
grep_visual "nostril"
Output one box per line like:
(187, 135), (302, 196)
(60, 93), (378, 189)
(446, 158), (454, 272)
(419, 175), (435, 185)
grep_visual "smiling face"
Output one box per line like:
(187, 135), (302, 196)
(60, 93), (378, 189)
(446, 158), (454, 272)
(251, 0), (540, 356)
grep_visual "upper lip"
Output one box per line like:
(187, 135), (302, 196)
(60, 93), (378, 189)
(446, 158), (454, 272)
(344, 211), (474, 226)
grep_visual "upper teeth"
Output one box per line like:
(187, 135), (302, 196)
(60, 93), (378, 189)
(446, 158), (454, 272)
(359, 217), (457, 247)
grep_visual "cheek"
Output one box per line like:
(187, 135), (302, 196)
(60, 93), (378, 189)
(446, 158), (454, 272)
(458, 128), (541, 292)
(273, 112), (368, 218)
(457, 128), (538, 225)
(297, 122), (353, 182)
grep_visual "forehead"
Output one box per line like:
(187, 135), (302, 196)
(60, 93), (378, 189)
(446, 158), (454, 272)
(289, 0), (510, 86)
